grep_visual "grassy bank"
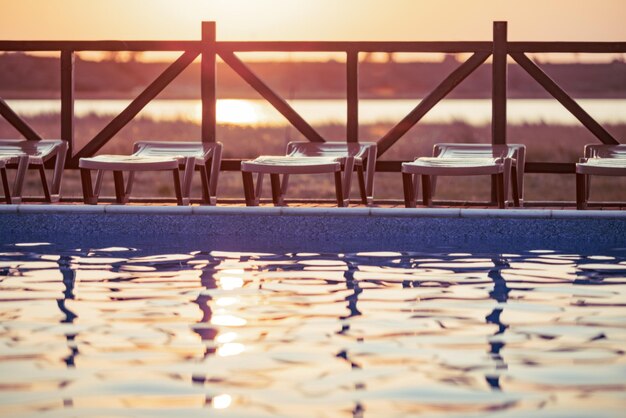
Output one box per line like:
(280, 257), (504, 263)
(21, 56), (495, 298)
(1, 114), (624, 203)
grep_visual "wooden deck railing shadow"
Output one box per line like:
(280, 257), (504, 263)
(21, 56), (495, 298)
(0, 21), (624, 202)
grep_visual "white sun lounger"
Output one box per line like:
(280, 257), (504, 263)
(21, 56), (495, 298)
(79, 141), (222, 205)
(576, 144), (626, 210)
(240, 141), (377, 207)
(0, 139), (68, 203)
(401, 143), (526, 209)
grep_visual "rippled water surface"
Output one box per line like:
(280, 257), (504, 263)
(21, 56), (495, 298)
(1, 243), (625, 417)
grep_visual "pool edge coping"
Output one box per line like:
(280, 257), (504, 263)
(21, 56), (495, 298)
(1, 204), (625, 220)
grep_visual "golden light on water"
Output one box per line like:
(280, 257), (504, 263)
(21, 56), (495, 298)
(216, 331), (238, 343)
(195, 100), (261, 125)
(217, 342), (246, 357)
(216, 297), (239, 307)
(217, 269), (245, 290)
(218, 276), (245, 290)
(212, 314), (247, 327)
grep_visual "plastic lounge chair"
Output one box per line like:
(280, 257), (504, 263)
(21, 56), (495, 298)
(401, 143), (526, 209)
(576, 144), (626, 210)
(240, 141), (377, 207)
(79, 141), (222, 205)
(0, 139), (68, 203)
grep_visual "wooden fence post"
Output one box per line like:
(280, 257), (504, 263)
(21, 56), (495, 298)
(492, 21), (507, 145)
(492, 21), (507, 201)
(202, 21), (217, 143)
(61, 50), (74, 157)
(347, 51), (359, 143)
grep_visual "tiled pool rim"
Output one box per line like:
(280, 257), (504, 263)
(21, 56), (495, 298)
(2, 205), (626, 252)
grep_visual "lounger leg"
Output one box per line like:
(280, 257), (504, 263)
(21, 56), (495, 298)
(270, 173), (284, 206)
(334, 171), (346, 207)
(365, 149), (376, 205)
(80, 168), (98, 205)
(113, 171), (129, 204)
(342, 156), (355, 205)
(357, 165), (367, 204)
(502, 158), (512, 207)
(208, 145), (222, 205)
(12, 155), (28, 203)
(255, 173), (264, 199)
(413, 174), (420, 203)
(576, 173), (587, 210)
(402, 172), (416, 208)
(180, 157), (195, 204)
(125, 172), (135, 196)
(242, 171), (258, 206)
(430, 176), (438, 199)
(172, 169), (185, 206)
(496, 173), (505, 209)
(200, 164), (210, 204)
(421, 175), (432, 207)
(94, 170), (104, 196)
(1, 166), (11, 204)
(281, 174), (290, 196)
(511, 166), (520, 207)
(48, 142), (67, 202)
(38, 165), (52, 202)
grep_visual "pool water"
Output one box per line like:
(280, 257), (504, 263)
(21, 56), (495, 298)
(0, 244), (625, 417)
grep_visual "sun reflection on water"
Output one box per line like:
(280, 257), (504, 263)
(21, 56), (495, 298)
(212, 394), (232, 409)
(217, 342), (246, 357)
(211, 314), (247, 327)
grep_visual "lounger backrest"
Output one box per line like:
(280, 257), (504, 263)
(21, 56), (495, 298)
(584, 144), (626, 159)
(433, 143), (524, 160)
(133, 141), (221, 160)
(0, 139), (64, 158)
(286, 141), (376, 160)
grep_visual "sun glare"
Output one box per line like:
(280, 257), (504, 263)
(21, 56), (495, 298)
(217, 342), (246, 357)
(216, 99), (260, 124)
(212, 394), (232, 409)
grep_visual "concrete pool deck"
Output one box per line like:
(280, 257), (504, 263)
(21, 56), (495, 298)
(1, 204), (625, 253)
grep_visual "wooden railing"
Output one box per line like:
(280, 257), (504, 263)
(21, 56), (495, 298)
(0, 21), (623, 181)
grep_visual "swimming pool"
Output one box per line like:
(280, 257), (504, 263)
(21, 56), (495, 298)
(1, 207), (625, 417)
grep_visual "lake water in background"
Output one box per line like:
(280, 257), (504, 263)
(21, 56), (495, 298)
(1, 243), (625, 417)
(6, 98), (626, 126)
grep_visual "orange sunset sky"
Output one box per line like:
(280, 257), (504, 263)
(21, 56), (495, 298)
(1, 0), (625, 42)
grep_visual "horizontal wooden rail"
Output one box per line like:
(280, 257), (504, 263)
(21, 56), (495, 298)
(507, 42), (626, 53)
(524, 162), (575, 174)
(218, 41), (493, 53)
(0, 40), (201, 51)
(61, 160), (580, 174)
(3, 40), (623, 54)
